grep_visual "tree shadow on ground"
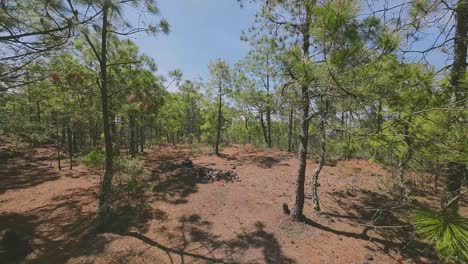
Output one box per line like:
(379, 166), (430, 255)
(0, 187), (104, 264)
(151, 167), (200, 205)
(0, 150), (61, 195)
(123, 214), (296, 264)
(322, 189), (438, 263)
(142, 149), (201, 205)
(105, 189), (168, 234)
(218, 152), (291, 169)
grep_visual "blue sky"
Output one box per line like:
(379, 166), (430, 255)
(123, 0), (450, 88)
(125, 0), (258, 87)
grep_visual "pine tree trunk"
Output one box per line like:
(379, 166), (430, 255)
(291, 90), (310, 221)
(291, 0), (312, 222)
(129, 113), (136, 158)
(28, 87), (33, 122)
(36, 99), (41, 124)
(67, 125), (73, 170)
(140, 125), (145, 153)
(266, 61), (272, 148)
(245, 117), (251, 144)
(266, 106), (272, 148)
(97, 2), (115, 230)
(214, 81), (222, 155)
(136, 122), (140, 152)
(56, 125), (61, 171)
(287, 105), (293, 152)
(443, 0), (468, 214)
(259, 110), (268, 145)
(311, 113), (326, 212)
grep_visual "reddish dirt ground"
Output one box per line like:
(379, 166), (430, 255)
(0, 144), (465, 263)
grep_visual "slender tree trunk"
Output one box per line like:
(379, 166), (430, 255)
(376, 101), (382, 132)
(36, 99), (41, 124)
(311, 112), (326, 212)
(443, 0), (467, 214)
(214, 80), (222, 155)
(136, 122), (140, 152)
(287, 105), (293, 152)
(57, 124), (61, 171)
(110, 97), (117, 138)
(28, 87), (33, 122)
(266, 60), (272, 148)
(67, 125), (73, 170)
(290, 0), (312, 222)
(72, 130), (78, 153)
(266, 106), (272, 148)
(259, 110), (268, 145)
(245, 116), (251, 144)
(140, 125), (145, 153)
(129, 113), (136, 158)
(97, 2), (115, 229)
(397, 121), (413, 205)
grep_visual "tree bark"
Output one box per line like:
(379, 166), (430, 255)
(214, 80), (222, 155)
(129, 113), (136, 158)
(291, 2), (312, 221)
(311, 112), (326, 212)
(259, 110), (268, 145)
(443, 0), (468, 214)
(266, 58), (272, 148)
(287, 105), (294, 152)
(56, 124), (61, 171)
(97, 2), (115, 230)
(67, 125), (73, 170)
(36, 99), (41, 124)
(140, 125), (145, 153)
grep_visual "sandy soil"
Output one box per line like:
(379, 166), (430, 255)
(1, 144), (463, 264)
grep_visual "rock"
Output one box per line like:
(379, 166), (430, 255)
(282, 203), (291, 215)
(179, 159), (193, 168)
(195, 167), (239, 183)
(365, 253), (374, 261)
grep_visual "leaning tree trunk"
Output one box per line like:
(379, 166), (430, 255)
(97, 2), (115, 230)
(290, 0), (312, 222)
(443, 0), (468, 214)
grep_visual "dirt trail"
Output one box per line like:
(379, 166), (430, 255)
(0, 144), (450, 263)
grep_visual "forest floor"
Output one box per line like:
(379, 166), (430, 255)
(0, 143), (466, 264)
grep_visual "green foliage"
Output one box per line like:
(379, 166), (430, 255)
(82, 149), (105, 171)
(412, 208), (468, 263)
(375, 32), (399, 53)
(115, 156), (152, 193)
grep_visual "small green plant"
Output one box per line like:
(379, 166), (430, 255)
(115, 157), (152, 193)
(412, 208), (468, 263)
(82, 149), (105, 174)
